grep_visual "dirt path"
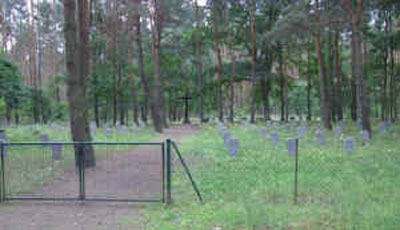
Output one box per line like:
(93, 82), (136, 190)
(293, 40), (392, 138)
(0, 125), (197, 230)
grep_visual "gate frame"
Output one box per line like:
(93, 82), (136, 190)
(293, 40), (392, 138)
(0, 141), (170, 204)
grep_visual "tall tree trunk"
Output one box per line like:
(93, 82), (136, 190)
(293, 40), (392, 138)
(150, 0), (163, 133)
(134, 0), (149, 125)
(314, 30), (331, 129)
(278, 43), (285, 121)
(342, 0), (370, 133)
(306, 41), (312, 121)
(30, 0), (40, 124)
(249, 0), (257, 123)
(334, 28), (344, 120)
(389, 12), (395, 121)
(212, 2), (223, 122)
(262, 49), (272, 120)
(64, 0), (95, 168)
(195, 0), (204, 123)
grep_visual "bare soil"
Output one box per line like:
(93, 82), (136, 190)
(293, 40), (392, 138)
(0, 125), (197, 230)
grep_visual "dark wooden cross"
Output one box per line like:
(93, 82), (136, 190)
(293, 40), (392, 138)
(179, 95), (192, 124)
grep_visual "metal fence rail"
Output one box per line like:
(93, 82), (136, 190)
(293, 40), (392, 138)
(0, 141), (167, 203)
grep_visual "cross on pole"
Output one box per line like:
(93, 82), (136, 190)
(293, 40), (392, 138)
(179, 95), (192, 124)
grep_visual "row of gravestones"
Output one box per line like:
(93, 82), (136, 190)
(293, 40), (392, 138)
(0, 130), (62, 160)
(255, 120), (387, 154)
(217, 122), (239, 157)
(92, 122), (146, 137)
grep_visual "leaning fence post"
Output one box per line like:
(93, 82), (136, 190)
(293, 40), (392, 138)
(0, 140), (4, 203)
(166, 139), (172, 204)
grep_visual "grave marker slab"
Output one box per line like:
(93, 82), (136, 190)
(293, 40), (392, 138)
(52, 141), (62, 160)
(344, 137), (355, 154)
(259, 128), (267, 138)
(334, 126), (342, 138)
(285, 124), (290, 133)
(297, 127), (305, 138)
(360, 130), (370, 142)
(315, 129), (325, 145)
(40, 134), (49, 143)
(228, 138), (239, 156)
(130, 123), (137, 132)
(287, 138), (298, 157)
(270, 131), (279, 146)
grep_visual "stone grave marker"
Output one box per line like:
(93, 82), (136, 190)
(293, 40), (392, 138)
(52, 141), (62, 160)
(344, 137), (355, 154)
(105, 127), (113, 138)
(259, 128), (267, 138)
(315, 129), (325, 145)
(297, 127), (305, 138)
(270, 131), (279, 146)
(360, 130), (370, 142)
(130, 123), (137, 132)
(285, 124), (290, 133)
(118, 125), (126, 134)
(287, 138), (298, 157)
(334, 126), (342, 138)
(378, 123), (386, 134)
(266, 120), (271, 128)
(140, 122), (146, 129)
(228, 138), (239, 156)
(222, 131), (231, 144)
(40, 134), (49, 143)
(275, 121), (281, 128)
(90, 122), (97, 135)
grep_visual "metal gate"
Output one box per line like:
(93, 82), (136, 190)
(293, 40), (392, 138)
(0, 141), (171, 203)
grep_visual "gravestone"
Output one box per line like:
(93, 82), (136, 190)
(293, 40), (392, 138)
(118, 126), (126, 134)
(52, 141), (62, 160)
(266, 120), (271, 128)
(130, 123), (137, 132)
(378, 123), (386, 134)
(360, 130), (370, 142)
(103, 123), (110, 130)
(275, 121), (281, 128)
(340, 120), (346, 127)
(344, 137), (355, 154)
(287, 138), (298, 157)
(291, 120), (297, 129)
(140, 122), (146, 129)
(90, 122), (97, 135)
(334, 126), (342, 138)
(297, 127), (305, 138)
(222, 131), (231, 144)
(259, 128), (267, 138)
(270, 131), (279, 146)
(228, 138), (239, 156)
(285, 124), (290, 133)
(105, 127), (113, 138)
(315, 129), (325, 145)
(40, 134), (49, 143)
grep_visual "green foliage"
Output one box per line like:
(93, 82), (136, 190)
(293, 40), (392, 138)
(125, 123), (400, 229)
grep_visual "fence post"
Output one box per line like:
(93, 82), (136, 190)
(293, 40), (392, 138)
(161, 142), (165, 203)
(294, 138), (299, 205)
(166, 139), (172, 204)
(78, 145), (86, 201)
(0, 140), (4, 203)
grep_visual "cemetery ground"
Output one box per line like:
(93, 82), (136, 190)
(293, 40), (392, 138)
(123, 121), (400, 230)
(0, 124), (196, 230)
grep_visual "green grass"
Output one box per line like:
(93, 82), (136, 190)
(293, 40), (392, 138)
(129, 122), (400, 230)
(1, 124), (156, 196)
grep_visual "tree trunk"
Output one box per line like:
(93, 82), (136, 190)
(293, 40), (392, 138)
(133, 0), (150, 125)
(314, 30), (331, 129)
(150, 0), (163, 133)
(306, 41), (312, 121)
(278, 43), (285, 121)
(334, 28), (343, 120)
(342, 0), (370, 133)
(212, 2), (224, 122)
(249, 0), (257, 123)
(64, 0), (95, 168)
(195, 0), (204, 123)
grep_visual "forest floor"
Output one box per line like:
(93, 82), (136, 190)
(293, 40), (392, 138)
(0, 125), (197, 230)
